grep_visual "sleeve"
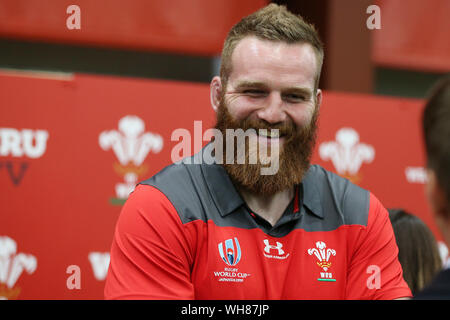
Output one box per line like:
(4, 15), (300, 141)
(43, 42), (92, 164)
(104, 184), (195, 299)
(345, 193), (412, 300)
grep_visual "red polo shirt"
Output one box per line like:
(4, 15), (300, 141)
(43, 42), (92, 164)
(104, 152), (412, 299)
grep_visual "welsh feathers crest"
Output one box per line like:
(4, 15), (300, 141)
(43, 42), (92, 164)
(99, 115), (163, 204)
(99, 115), (163, 167)
(0, 236), (37, 299)
(319, 127), (375, 183)
(308, 241), (336, 272)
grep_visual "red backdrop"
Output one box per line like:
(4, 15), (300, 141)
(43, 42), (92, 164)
(0, 0), (267, 56)
(373, 0), (450, 72)
(0, 70), (446, 299)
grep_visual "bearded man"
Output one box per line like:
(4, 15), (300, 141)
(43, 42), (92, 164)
(105, 4), (411, 300)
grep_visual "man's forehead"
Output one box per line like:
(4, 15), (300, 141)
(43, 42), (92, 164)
(228, 36), (318, 89)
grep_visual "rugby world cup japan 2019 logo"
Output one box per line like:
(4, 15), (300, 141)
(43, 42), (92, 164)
(218, 238), (241, 266)
(99, 115), (163, 205)
(319, 127), (374, 184)
(214, 238), (251, 283)
(0, 236), (37, 300)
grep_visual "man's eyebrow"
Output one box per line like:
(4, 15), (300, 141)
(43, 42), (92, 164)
(283, 87), (313, 97)
(235, 81), (312, 92)
(234, 81), (268, 89)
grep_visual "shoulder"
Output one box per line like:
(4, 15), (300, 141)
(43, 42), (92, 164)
(305, 164), (371, 227)
(138, 153), (210, 224)
(141, 153), (200, 187)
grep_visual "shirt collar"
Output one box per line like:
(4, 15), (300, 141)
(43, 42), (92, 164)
(301, 165), (324, 219)
(201, 162), (244, 217)
(199, 147), (323, 219)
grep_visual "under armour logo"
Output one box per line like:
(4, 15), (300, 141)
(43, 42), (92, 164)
(263, 239), (284, 255)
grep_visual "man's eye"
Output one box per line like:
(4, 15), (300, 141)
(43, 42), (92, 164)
(243, 90), (267, 96)
(284, 94), (306, 102)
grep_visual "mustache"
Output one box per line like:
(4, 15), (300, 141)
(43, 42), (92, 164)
(236, 118), (297, 137)
(217, 106), (299, 139)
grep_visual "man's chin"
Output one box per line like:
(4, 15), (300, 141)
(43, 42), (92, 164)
(222, 154), (309, 196)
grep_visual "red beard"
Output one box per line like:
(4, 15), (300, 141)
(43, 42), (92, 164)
(214, 98), (319, 196)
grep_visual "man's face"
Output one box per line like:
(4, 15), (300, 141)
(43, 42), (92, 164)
(212, 36), (322, 195)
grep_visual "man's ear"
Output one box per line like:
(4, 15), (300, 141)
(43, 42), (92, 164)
(426, 169), (449, 219)
(210, 76), (223, 113)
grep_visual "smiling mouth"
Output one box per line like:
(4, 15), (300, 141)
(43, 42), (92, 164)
(257, 129), (285, 139)
(254, 130), (287, 145)
(259, 130), (278, 138)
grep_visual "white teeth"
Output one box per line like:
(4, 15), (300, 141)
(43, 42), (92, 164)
(258, 130), (280, 138)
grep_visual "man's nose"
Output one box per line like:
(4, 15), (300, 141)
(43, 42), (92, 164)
(256, 92), (287, 124)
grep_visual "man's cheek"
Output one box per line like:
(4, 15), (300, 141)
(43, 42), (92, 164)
(226, 101), (260, 122)
(287, 105), (316, 127)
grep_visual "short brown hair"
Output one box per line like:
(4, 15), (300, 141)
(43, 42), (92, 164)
(423, 76), (450, 215)
(220, 4), (324, 92)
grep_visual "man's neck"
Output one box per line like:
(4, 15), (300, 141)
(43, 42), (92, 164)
(239, 186), (295, 227)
